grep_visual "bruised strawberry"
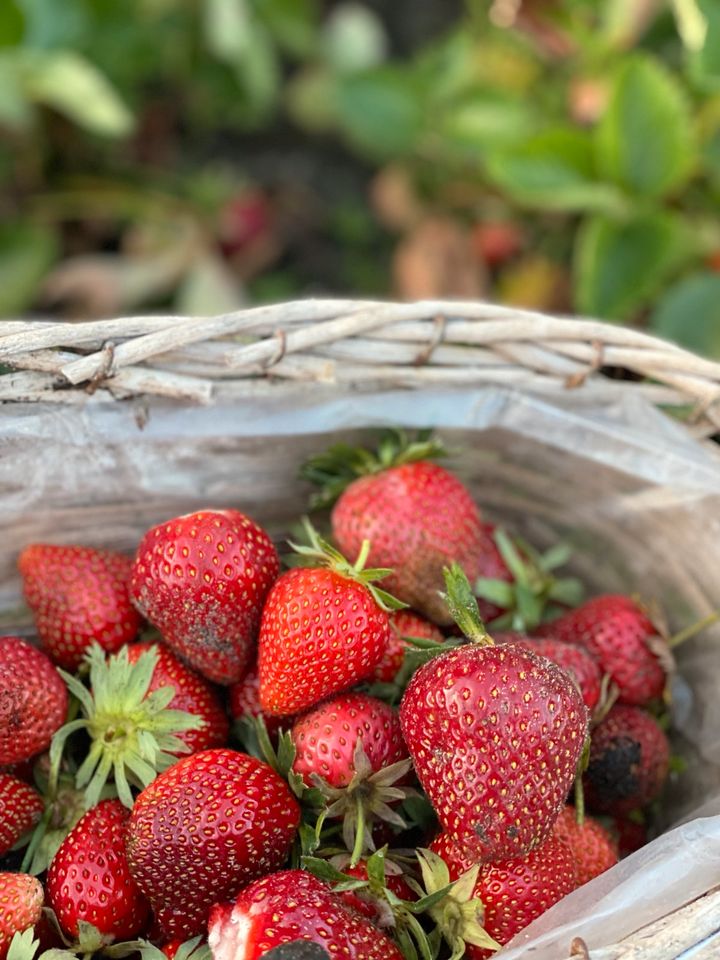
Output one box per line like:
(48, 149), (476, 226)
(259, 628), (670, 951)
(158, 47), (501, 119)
(46, 799), (150, 940)
(0, 774), (43, 858)
(126, 642), (229, 755)
(551, 806), (618, 885)
(372, 610), (444, 683)
(496, 634), (603, 712)
(0, 873), (43, 960)
(584, 705), (670, 816)
(0, 636), (68, 765)
(126, 748), (300, 940)
(207, 870), (404, 960)
(18, 544), (141, 671)
(131, 510), (279, 685)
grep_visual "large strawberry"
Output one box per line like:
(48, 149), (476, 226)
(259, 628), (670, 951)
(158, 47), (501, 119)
(0, 636), (68, 765)
(207, 870), (404, 960)
(125, 747), (301, 940)
(0, 774), (43, 858)
(126, 642), (229, 755)
(46, 799), (150, 941)
(551, 806), (618, 886)
(130, 510), (279, 685)
(291, 692), (411, 863)
(537, 595), (668, 706)
(399, 565), (588, 863)
(583, 704), (670, 816)
(0, 873), (43, 960)
(258, 524), (400, 717)
(18, 544), (141, 670)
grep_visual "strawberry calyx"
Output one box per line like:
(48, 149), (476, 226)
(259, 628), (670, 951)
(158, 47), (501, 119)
(6, 926), (78, 960)
(49, 644), (203, 809)
(288, 519), (407, 613)
(442, 563), (494, 647)
(300, 429), (445, 509)
(474, 529), (584, 631)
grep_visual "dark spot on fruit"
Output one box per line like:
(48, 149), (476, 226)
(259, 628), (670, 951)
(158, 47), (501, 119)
(506, 824), (519, 838)
(473, 821), (489, 841)
(585, 735), (641, 809)
(261, 942), (330, 959)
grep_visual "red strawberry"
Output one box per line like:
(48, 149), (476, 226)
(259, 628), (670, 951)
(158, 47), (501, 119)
(332, 858), (415, 924)
(551, 806), (618, 885)
(46, 798), (150, 941)
(424, 835), (577, 958)
(372, 611), (444, 684)
(399, 565), (588, 864)
(130, 510), (279, 685)
(229, 663), (287, 741)
(331, 459), (484, 625)
(609, 815), (648, 857)
(0, 873), (43, 960)
(126, 642), (229, 755)
(0, 636), (68, 764)
(583, 705), (670, 816)
(258, 527), (396, 717)
(125, 748), (301, 940)
(537, 595), (667, 705)
(496, 634), (603, 711)
(207, 869), (404, 960)
(0, 774), (43, 858)
(18, 545), (141, 670)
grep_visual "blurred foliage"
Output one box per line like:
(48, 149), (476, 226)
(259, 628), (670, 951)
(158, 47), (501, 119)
(3, 0), (720, 356)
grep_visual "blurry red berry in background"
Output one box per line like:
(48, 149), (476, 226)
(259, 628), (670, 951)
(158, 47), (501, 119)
(471, 221), (523, 269)
(219, 192), (271, 258)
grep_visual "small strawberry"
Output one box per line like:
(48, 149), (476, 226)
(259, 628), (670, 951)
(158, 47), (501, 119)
(330, 856), (415, 926)
(372, 611), (444, 684)
(551, 806), (618, 885)
(18, 545), (141, 670)
(537, 595), (668, 706)
(0, 775), (43, 858)
(46, 799), (150, 941)
(0, 637), (68, 765)
(399, 565), (588, 863)
(301, 431), (485, 625)
(229, 664), (287, 742)
(258, 523), (400, 717)
(207, 870), (404, 960)
(0, 873), (43, 960)
(126, 643), (229, 755)
(291, 692), (412, 863)
(130, 510), (279, 685)
(495, 634), (603, 712)
(583, 705), (670, 816)
(125, 747), (301, 940)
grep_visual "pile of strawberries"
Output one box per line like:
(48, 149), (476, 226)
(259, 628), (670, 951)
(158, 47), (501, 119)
(0, 432), (682, 960)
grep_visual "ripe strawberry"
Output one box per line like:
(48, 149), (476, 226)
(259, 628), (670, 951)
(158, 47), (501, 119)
(495, 634), (603, 711)
(207, 869), (404, 960)
(258, 526), (397, 717)
(125, 748), (301, 940)
(130, 510), (279, 685)
(331, 857), (415, 925)
(0, 774), (43, 858)
(229, 664), (287, 741)
(583, 705), (670, 816)
(0, 873), (43, 960)
(399, 565), (588, 863)
(46, 799), (150, 941)
(537, 595), (667, 705)
(291, 692), (411, 862)
(372, 610), (444, 684)
(0, 636), (68, 765)
(18, 544), (141, 670)
(551, 806), (618, 885)
(126, 643), (229, 755)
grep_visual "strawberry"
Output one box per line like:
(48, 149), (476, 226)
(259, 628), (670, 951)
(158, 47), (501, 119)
(495, 634), (603, 711)
(583, 704), (670, 816)
(0, 873), (43, 960)
(125, 747), (301, 940)
(258, 525), (399, 717)
(537, 595), (667, 706)
(18, 545), (141, 670)
(0, 774), (43, 858)
(207, 869), (404, 960)
(551, 806), (618, 885)
(126, 643), (229, 755)
(372, 611), (444, 684)
(609, 815), (648, 857)
(46, 799), (150, 941)
(0, 636), (68, 765)
(130, 510), (279, 685)
(291, 692), (411, 862)
(229, 664), (286, 741)
(331, 857), (415, 925)
(423, 835), (577, 958)
(399, 565), (588, 863)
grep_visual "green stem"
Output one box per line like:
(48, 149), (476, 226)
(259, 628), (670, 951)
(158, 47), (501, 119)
(669, 611), (720, 648)
(574, 775), (585, 827)
(20, 805), (52, 873)
(354, 539), (371, 574)
(350, 795), (366, 868)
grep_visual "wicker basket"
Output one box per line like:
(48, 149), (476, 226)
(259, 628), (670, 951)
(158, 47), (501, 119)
(2, 299), (720, 960)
